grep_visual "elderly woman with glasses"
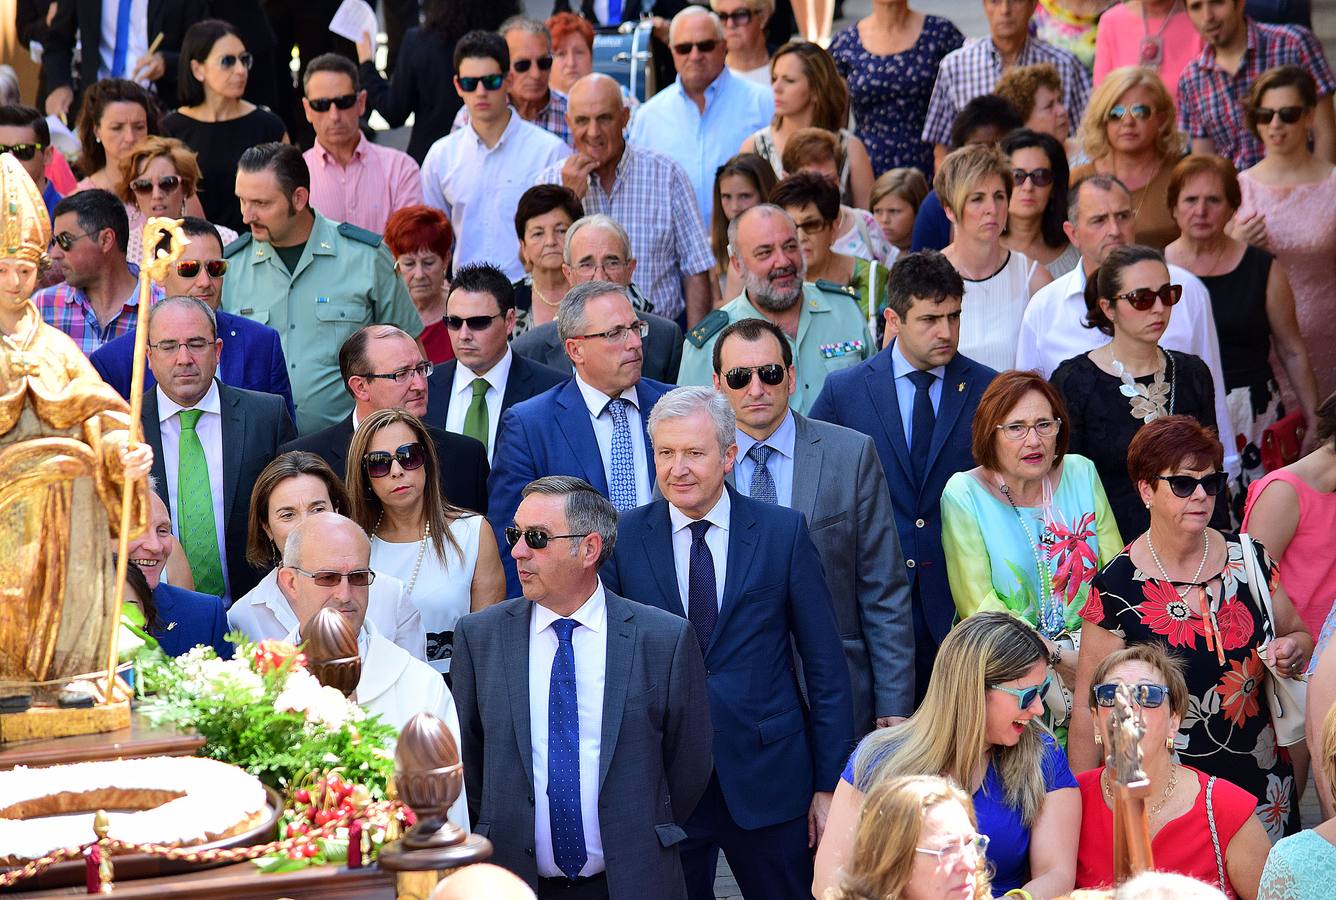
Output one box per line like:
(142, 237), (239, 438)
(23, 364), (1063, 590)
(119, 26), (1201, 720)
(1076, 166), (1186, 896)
(347, 409), (505, 677)
(385, 205), (455, 363)
(942, 371), (1122, 743)
(1070, 416), (1312, 840)
(1074, 642), (1270, 897)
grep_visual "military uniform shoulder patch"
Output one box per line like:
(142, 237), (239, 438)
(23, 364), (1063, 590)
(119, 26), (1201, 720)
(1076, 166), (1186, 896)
(337, 222), (384, 247)
(686, 309), (730, 349)
(223, 232), (253, 258)
(813, 279), (857, 298)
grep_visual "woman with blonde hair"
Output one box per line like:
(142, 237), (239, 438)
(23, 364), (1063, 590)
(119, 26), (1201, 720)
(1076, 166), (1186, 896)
(1071, 66), (1184, 249)
(347, 409), (505, 675)
(826, 775), (990, 900)
(1262, 690), (1336, 895)
(813, 611), (1079, 899)
(117, 136), (230, 265)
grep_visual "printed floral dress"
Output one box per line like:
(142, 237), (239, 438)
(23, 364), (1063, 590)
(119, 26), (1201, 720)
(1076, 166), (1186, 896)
(1081, 534), (1298, 838)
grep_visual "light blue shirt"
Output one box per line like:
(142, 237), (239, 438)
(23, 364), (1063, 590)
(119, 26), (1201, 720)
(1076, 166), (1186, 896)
(733, 411), (796, 508)
(890, 339), (946, 447)
(628, 68), (772, 225)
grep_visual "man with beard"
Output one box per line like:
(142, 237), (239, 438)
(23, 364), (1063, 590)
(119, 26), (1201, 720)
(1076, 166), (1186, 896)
(676, 205), (873, 414)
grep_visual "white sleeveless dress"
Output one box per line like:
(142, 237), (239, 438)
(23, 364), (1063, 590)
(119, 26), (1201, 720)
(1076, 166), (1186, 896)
(957, 250), (1033, 372)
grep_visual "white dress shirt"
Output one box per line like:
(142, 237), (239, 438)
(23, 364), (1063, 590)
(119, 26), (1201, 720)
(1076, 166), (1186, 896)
(573, 373), (651, 507)
(529, 581), (609, 878)
(443, 349), (513, 461)
(669, 489), (730, 611)
(156, 380), (230, 598)
(420, 110), (571, 280)
(1015, 262), (1237, 476)
(734, 411), (796, 507)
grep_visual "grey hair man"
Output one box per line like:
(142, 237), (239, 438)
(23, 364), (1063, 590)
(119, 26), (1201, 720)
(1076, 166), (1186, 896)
(452, 475), (712, 899)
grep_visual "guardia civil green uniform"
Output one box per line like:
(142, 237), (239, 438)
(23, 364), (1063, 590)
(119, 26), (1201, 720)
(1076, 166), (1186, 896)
(676, 281), (875, 414)
(220, 211), (421, 433)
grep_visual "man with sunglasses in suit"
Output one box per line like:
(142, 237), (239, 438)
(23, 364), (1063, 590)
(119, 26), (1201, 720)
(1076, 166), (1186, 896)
(302, 54), (422, 236)
(451, 17), (572, 146)
(92, 217), (295, 421)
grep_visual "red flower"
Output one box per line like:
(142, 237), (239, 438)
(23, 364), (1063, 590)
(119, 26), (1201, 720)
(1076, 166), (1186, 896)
(1215, 652), (1264, 727)
(253, 639), (307, 675)
(1137, 580), (1206, 648)
(1079, 584), (1104, 623)
(1049, 513), (1098, 605)
(1214, 595), (1256, 651)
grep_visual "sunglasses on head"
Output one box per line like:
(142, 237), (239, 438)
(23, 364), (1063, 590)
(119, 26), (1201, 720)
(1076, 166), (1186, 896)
(458, 73), (505, 92)
(0, 142), (43, 161)
(723, 364), (786, 390)
(307, 93), (358, 112)
(175, 258), (228, 278)
(504, 527), (590, 550)
(1113, 282), (1182, 311)
(1152, 472), (1228, 498)
(444, 313), (500, 331)
(718, 9), (754, 24)
(1093, 682), (1170, 708)
(363, 442), (426, 478)
(990, 673), (1052, 710)
(217, 52), (254, 70)
(672, 39), (719, 55)
(1253, 105), (1307, 125)
(1108, 103), (1152, 121)
(513, 56), (553, 73)
(289, 566), (376, 587)
(130, 174), (182, 195)
(1012, 167), (1053, 187)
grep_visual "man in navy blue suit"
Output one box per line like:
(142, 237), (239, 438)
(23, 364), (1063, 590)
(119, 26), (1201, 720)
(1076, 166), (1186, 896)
(809, 251), (996, 704)
(90, 218), (295, 422)
(600, 386), (853, 900)
(489, 280), (672, 597)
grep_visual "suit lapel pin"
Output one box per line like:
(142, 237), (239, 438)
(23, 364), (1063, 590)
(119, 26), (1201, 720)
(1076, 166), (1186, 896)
(166, 621), (176, 631)
(957, 382), (965, 392)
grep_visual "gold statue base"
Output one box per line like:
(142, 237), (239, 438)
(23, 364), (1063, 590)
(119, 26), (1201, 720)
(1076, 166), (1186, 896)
(0, 699), (131, 743)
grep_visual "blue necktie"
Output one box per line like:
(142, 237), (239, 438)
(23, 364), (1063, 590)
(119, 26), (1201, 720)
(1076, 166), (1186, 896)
(606, 398), (637, 511)
(608, 0), (623, 24)
(687, 520), (717, 655)
(111, 0), (134, 78)
(907, 369), (936, 480)
(746, 443), (777, 504)
(548, 618), (587, 880)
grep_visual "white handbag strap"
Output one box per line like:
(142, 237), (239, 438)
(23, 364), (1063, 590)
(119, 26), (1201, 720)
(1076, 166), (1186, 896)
(1240, 532), (1278, 643)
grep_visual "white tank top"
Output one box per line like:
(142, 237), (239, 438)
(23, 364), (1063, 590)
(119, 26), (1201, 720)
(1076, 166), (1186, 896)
(957, 250), (1033, 372)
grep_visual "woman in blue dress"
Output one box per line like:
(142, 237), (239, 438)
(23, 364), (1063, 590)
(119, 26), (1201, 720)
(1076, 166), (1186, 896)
(812, 612), (1079, 898)
(828, 1), (963, 178)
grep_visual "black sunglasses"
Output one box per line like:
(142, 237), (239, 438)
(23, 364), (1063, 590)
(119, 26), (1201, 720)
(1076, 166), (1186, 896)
(364, 442), (427, 478)
(217, 52), (254, 70)
(51, 230), (92, 251)
(176, 258), (228, 278)
(1012, 167), (1053, 187)
(307, 93), (358, 112)
(723, 364), (786, 390)
(718, 9), (754, 24)
(458, 74), (505, 92)
(444, 313), (500, 331)
(1093, 682), (1169, 709)
(1253, 105), (1307, 125)
(130, 174), (182, 195)
(1113, 282), (1182, 311)
(289, 566), (376, 587)
(1152, 472), (1228, 499)
(0, 142), (43, 161)
(513, 56), (553, 73)
(672, 39), (720, 55)
(504, 527), (591, 550)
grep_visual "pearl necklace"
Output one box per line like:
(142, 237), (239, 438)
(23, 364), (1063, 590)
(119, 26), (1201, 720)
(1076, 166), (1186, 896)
(1145, 528), (1209, 600)
(375, 512), (431, 603)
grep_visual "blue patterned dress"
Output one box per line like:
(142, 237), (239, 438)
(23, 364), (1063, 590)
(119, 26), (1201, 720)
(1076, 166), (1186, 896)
(828, 14), (964, 178)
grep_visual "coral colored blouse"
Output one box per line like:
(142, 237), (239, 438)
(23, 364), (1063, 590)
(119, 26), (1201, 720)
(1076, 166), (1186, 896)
(1244, 470), (1336, 640)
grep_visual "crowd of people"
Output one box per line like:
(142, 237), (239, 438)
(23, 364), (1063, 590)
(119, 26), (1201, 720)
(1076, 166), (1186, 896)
(11, 0), (1336, 897)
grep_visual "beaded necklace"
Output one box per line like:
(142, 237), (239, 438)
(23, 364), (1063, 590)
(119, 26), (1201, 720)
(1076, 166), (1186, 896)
(998, 473), (1067, 638)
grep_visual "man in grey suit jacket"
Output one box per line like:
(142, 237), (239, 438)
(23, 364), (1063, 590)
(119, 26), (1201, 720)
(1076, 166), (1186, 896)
(712, 318), (913, 733)
(452, 476), (712, 899)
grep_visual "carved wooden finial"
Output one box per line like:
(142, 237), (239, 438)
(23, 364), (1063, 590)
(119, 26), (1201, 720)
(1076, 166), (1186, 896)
(303, 608), (361, 697)
(395, 712), (466, 849)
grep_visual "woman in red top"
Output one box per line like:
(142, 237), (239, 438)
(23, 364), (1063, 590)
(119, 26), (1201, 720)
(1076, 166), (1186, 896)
(1075, 642), (1269, 898)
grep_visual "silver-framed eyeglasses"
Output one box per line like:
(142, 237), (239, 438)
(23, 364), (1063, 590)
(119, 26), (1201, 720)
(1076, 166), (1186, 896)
(148, 337), (214, 354)
(996, 418), (1062, 441)
(360, 361), (433, 383)
(915, 833), (989, 863)
(568, 320), (649, 344)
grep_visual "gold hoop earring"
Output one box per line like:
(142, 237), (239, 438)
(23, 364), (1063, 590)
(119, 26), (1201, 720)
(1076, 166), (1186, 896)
(1166, 736), (1175, 752)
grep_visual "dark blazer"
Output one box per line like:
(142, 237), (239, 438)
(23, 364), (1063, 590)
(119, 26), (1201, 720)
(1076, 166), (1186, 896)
(600, 488), (855, 830)
(151, 582), (232, 659)
(452, 590), (712, 897)
(730, 413), (914, 730)
(809, 344), (995, 645)
(42, 0), (207, 107)
(359, 27), (463, 163)
(488, 377), (672, 597)
(421, 354), (568, 433)
(91, 309), (296, 423)
(280, 415), (490, 515)
(510, 311), (684, 385)
(143, 382), (296, 603)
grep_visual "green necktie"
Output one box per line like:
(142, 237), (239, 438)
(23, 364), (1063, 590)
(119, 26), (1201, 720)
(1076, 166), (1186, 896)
(462, 377), (489, 450)
(177, 408), (225, 597)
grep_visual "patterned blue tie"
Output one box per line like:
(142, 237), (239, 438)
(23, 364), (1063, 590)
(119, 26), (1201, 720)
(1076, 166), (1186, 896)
(606, 398), (637, 511)
(687, 521), (717, 655)
(747, 443), (777, 504)
(548, 618), (587, 879)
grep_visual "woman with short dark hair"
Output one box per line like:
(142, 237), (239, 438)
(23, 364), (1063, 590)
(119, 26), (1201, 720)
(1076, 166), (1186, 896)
(511, 184), (583, 336)
(73, 78), (158, 194)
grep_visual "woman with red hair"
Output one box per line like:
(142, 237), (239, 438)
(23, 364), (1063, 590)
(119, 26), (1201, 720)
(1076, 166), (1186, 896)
(384, 205), (455, 363)
(547, 12), (594, 96)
